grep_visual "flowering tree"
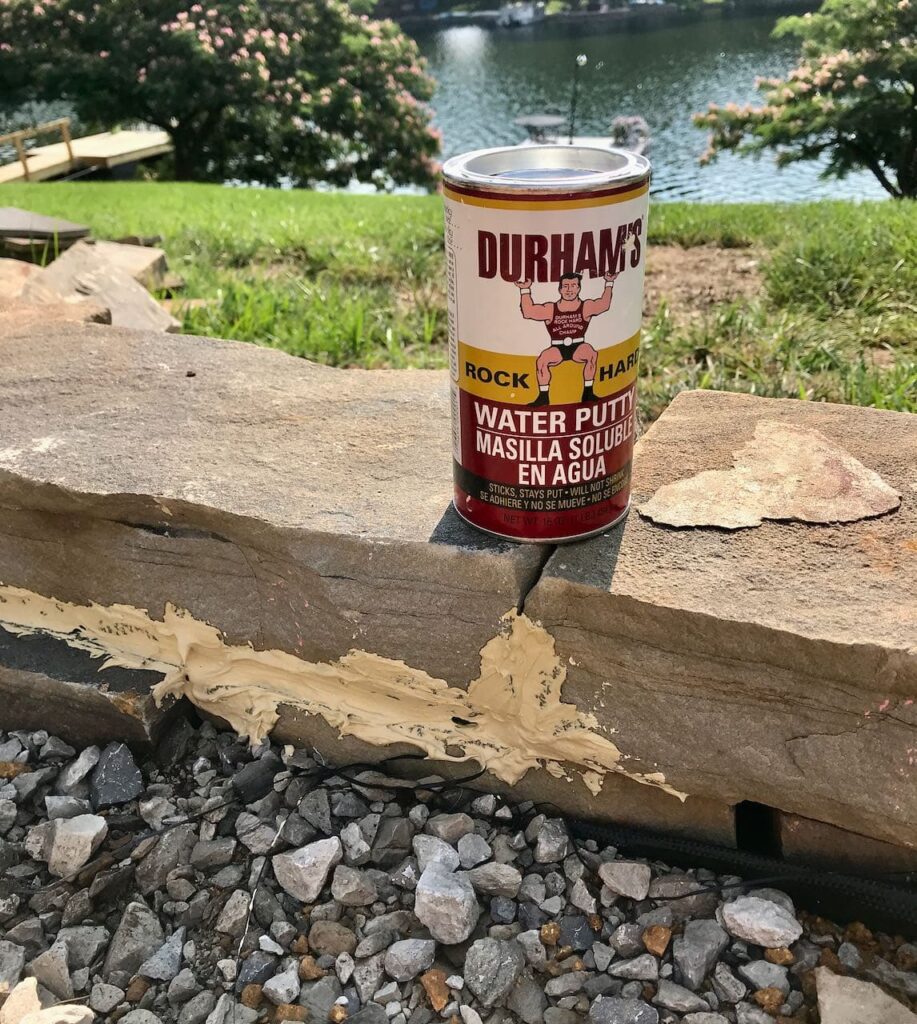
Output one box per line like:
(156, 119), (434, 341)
(694, 0), (916, 198)
(0, 0), (441, 188)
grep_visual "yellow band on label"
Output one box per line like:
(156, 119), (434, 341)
(457, 331), (640, 406)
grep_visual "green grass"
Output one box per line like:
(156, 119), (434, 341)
(1, 181), (914, 419)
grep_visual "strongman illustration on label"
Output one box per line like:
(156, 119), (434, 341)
(515, 270), (619, 406)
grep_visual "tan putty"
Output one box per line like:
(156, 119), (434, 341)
(0, 584), (686, 800)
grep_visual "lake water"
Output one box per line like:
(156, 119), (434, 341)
(416, 15), (886, 202)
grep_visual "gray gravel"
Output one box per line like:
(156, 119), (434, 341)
(0, 718), (911, 1024)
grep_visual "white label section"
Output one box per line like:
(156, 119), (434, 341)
(444, 192), (649, 357)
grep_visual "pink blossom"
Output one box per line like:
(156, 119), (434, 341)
(853, 74), (868, 87)
(99, 49), (109, 57)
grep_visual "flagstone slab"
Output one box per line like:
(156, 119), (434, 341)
(525, 390), (916, 848)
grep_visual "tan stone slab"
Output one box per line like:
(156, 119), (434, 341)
(0, 324), (545, 708)
(526, 390), (917, 847)
(778, 812), (917, 876)
(0, 297), (110, 336)
(0, 258), (39, 301)
(21, 242), (179, 332)
(816, 968), (917, 1024)
(78, 239), (169, 290)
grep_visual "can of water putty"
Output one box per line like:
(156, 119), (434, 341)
(442, 145), (651, 543)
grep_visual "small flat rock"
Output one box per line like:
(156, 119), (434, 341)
(139, 927), (185, 981)
(331, 864), (377, 906)
(817, 966), (917, 1023)
(231, 752), (282, 804)
(712, 962), (746, 1003)
(56, 746), (101, 793)
(608, 954), (658, 981)
(57, 925), (110, 969)
(308, 921), (357, 957)
(1, 978), (42, 1022)
(262, 964), (301, 1005)
(639, 421), (900, 529)
(598, 861), (651, 901)
(384, 939), (436, 982)
(90, 982), (126, 1013)
(508, 971), (549, 1024)
(0, 258), (39, 301)
(534, 819), (570, 863)
(206, 994), (259, 1024)
(589, 996), (659, 1024)
(464, 938), (525, 1008)
(29, 939), (74, 1000)
(414, 863), (480, 945)
(22, 240), (179, 333)
(90, 741), (143, 809)
(179, 991), (217, 1024)
(17, 1007), (95, 1024)
(467, 862), (522, 897)
(683, 1016), (730, 1024)
(413, 834), (460, 873)
(653, 979), (709, 1013)
(721, 897), (802, 948)
(0, 207), (89, 241)
(426, 813), (474, 844)
(738, 959), (789, 995)
(102, 901), (165, 978)
(135, 824), (197, 894)
(272, 837), (342, 902)
(673, 920), (729, 991)
(44, 796), (91, 820)
(215, 890), (250, 937)
(40, 814), (107, 877)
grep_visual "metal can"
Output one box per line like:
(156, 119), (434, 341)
(442, 144), (651, 543)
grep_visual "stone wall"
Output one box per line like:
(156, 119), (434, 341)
(0, 323), (913, 865)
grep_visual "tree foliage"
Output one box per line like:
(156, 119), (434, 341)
(694, 0), (917, 198)
(0, 0), (441, 188)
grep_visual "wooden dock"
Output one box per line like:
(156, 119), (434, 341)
(0, 119), (173, 184)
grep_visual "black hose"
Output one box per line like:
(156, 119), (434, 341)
(569, 818), (917, 937)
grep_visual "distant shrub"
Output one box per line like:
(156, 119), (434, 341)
(693, 0), (916, 198)
(0, 0), (441, 188)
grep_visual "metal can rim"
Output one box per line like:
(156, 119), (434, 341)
(442, 144), (651, 196)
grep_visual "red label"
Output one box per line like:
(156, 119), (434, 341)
(453, 385), (635, 541)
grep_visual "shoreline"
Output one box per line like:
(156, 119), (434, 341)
(398, 0), (817, 32)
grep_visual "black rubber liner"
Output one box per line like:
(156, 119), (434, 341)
(569, 818), (917, 937)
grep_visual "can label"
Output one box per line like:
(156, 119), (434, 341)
(444, 174), (650, 542)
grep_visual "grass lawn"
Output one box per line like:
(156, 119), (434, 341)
(1, 181), (914, 421)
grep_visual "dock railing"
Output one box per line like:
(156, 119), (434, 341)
(0, 117), (74, 182)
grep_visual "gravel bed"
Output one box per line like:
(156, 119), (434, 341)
(0, 718), (914, 1024)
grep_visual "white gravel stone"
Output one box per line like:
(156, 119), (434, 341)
(414, 863), (480, 944)
(90, 982), (125, 1013)
(272, 837), (343, 902)
(384, 939), (436, 981)
(215, 890), (250, 936)
(26, 814), (108, 878)
(467, 862), (522, 897)
(413, 834), (460, 873)
(721, 897), (803, 948)
(598, 861), (652, 901)
(262, 965), (301, 1005)
(457, 833), (492, 868)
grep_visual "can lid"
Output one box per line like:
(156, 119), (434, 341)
(442, 144), (650, 194)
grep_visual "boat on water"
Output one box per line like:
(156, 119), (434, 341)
(496, 1), (546, 27)
(514, 113), (651, 156)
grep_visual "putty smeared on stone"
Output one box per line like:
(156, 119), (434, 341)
(0, 584), (685, 799)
